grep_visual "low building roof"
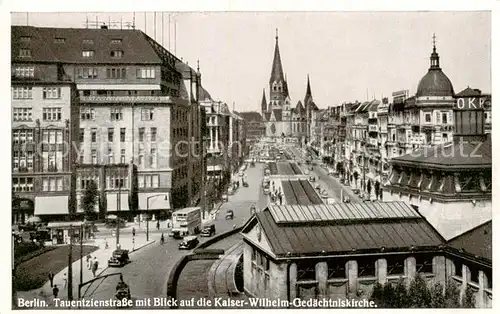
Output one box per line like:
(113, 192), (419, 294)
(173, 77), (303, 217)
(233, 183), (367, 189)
(243, 201), (445, 258)
(447, 220), (492, 261)
(391, 136), (491, 169)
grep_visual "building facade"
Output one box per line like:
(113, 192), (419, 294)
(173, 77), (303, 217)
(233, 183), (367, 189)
(12, 25), (204, 220)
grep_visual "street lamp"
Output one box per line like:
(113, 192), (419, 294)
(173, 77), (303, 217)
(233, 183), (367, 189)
(146, 194), (168, 241)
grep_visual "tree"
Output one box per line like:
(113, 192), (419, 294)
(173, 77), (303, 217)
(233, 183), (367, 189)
(407, 274), (431, 307)
(461, 286), (476, 308)
(81, 180), (99, 221)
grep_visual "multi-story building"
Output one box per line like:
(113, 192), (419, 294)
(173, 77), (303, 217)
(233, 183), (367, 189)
(12, 25), (204, 220)
(238, 111), (266, 146)
(229, 112), (247, 172)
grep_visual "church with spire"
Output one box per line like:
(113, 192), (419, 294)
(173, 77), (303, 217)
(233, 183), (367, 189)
(260, 29), (318, 140)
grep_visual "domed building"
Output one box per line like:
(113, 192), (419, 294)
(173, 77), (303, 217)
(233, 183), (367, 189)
(413, 36), (456, 147)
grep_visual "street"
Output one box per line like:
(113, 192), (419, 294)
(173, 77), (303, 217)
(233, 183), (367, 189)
(80, 163), (267, 308)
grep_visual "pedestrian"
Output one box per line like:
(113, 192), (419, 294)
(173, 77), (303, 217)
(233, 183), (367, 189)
(52, 285), (59, 299)
(132, 227), (136, 237)
(48, 271), (54, 288)
(62, 273), (67, 288)
(156, 221), (160, 230)
(92, 258), (99, 277)
(86, 254), (92, 270)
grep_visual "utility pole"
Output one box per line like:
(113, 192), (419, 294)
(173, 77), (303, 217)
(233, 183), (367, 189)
(67, 225), (73, 301)
(116, 184), (121, 248)
(78, 225), (83, 299)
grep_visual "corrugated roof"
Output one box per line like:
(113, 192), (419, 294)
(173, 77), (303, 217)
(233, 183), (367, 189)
(268, 201), (419, 223)
(392, 137), (491, 168)
(255, 206), (445, 256)
(12, 26), (163, 64)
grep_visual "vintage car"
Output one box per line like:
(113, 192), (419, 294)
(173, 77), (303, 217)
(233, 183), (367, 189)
(178, 236), (199, 250)
(263, 187), (271, 195)
(243, 181), (249, 187)
(308, 176), (316, 182)
(108, 249), (130, 267)
(200, 224), (216, 237)
(169, 230), (184, 239)
(225, 210), (234, 220)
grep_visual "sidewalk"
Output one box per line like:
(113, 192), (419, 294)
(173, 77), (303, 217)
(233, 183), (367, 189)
(16, 236), (155, 306)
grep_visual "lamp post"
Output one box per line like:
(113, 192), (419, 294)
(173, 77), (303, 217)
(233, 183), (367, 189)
(146, 194), (168, 241)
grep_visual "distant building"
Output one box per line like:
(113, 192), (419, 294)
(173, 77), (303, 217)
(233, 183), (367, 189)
(238, 111), (266, 145)
(241, 202), (492, 307)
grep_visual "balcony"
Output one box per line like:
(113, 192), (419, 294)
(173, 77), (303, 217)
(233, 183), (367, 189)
(80, 95), (177, 104)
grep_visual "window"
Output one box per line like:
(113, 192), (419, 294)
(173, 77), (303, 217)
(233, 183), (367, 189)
(358, 257), (377, 277)
(110, 108), (123, 120)
(327, 259), (347, 279)
(91, 129), (97, 143)
(108, 148), (114, 164)
(20, 36), (31, 42)
(120, 149), (126, 164)
(106, 68), (127, 79)
(415, 254), (433, 274)
(42, 108), (62, 121)
(12, 87), (33, 99)
(79, 129), (85, 142)
(77, 67), (98, 79)
(82, 50), (95, 58)
(296, 261), (316, 281)
(42, 87), (61, 99)
(424, 113), (432, 123)
(91, 149), (97, 164)
(141, 109), (154, 121)
(107, 175), (126, 189)
(108, 128), (114, 142)
(150, 148), (157, 168)
(138, 148), (144, 166)
(111, 38), (122, 44)
(136, 67), (155, 79)
(442, 133), (448, 142)
(140, 174), (160, 188)
(442, 112), (448, 125)
(139, 128), (145, 142)
(14, 66), (34, 78)
(12, 177), (34, 192)
(19, 49), (31, 57)
(386, 255), (405, 276)
(151, 127), (157, 142)
(83, 39), (94, 45)
(80, 150), (84, 164)
(54, 37), (66, 43)
(110, 50), (124, 58)
(120, 128), (126, 142)
(80, 107), (95, 120)
(41, 177), (63, 192)
(13, 108), (32, 121)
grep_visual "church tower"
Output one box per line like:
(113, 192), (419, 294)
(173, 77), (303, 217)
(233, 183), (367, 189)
(260, 88), (267, 115)
(269, 29), (286, 110)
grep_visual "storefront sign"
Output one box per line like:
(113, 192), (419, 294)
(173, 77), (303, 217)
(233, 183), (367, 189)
(455, 97), (486, 110)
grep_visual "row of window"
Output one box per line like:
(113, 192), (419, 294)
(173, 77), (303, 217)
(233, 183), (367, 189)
(76, 66), (156, 79)
(12, 177), (34, 192)
(80, 147), (157, 167)
(12, 107), (63, 122)
(82, 50), (123, 58)
(172, 165), (188, 183)
(13, 66), (35, 78)
(13, 130), (65, 145)
(13, 151), (34, 171)
(80, 107), (155, 121)
(138, 174), (160, 188)
(173, 109), (188, 122)
(81, 127), (158, 143)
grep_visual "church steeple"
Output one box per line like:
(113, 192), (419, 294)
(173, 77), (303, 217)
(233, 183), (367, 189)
(430, 33), (440, 70)
(269, 28), (285, 84)
(261, 88), (268, 113)
(304, 74), (313, 106)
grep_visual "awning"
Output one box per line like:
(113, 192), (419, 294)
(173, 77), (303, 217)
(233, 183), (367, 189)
(34, 196), (69, 215)
(139, 193), (171, 210)
(47, 221), (85, 229)
(106, 193), (130, 212)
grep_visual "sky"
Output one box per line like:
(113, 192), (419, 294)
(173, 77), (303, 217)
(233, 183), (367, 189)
(11, 11), (491, 112)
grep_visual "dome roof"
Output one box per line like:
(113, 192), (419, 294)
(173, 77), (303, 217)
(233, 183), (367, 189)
(416, 68), (454, 97)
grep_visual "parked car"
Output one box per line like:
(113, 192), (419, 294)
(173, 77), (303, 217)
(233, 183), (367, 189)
(108, 249), (130, 267)
(222, 194), (229, 202)
(263, 187), (270, 195)
(308, 166), (314, 171)
(315, 184), (321, 190)
(169, 230), (184, 239)
(243, 181), (249, 187)
(178, 236), (199, 250)
(200, 224), (216, 237)
(309, 176), (316, 182)
(225, 210), (234, 220)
